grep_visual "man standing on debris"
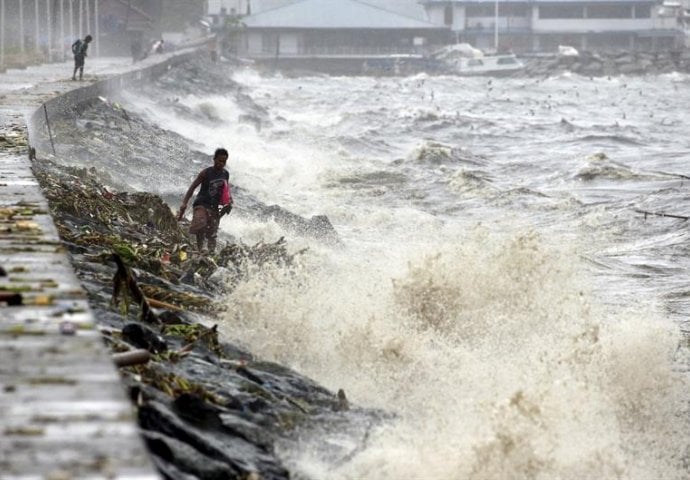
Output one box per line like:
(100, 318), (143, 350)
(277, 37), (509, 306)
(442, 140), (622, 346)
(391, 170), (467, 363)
(177, 148), (233, 253)
(71, 34), (93, 81)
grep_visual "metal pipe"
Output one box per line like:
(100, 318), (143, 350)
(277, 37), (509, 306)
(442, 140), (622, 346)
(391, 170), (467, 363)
(94, 0), (98, 56)
(44, 104), (56, 156)
(78, 0), (82, 38)
(60, 0), (64, 60)
(46, 0), (52, 61)
(85, 0), (89, 37)
(19, 0), (24, 57)
(69, 0), (73, 42)
(35, 0), (39, 56)
(124, 0), (130, 30)
(1, 0), (5, 68)
(494, 0), (498, 50)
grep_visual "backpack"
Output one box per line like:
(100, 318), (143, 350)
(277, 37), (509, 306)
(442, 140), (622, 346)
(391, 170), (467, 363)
(71, 39), (82, 55)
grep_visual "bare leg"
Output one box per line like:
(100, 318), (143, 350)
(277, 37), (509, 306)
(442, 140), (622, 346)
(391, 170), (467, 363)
(206, 211), (220, 253)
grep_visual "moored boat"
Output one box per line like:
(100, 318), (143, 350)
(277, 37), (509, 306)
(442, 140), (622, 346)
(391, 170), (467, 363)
(433, 43), (524, 76)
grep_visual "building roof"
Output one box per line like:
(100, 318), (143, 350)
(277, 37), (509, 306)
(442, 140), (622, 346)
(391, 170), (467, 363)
(251, 0), (305, 12)
(242, 0), (442, 29)
(357, 0), (430, 20)
(421, 0), (656, 3)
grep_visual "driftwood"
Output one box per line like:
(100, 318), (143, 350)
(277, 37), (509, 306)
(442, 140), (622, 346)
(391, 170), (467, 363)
(111, 253), (159, 324)
(112, 348), (151, 367)
(634, 209), (690, 221)
(650, 170), (690, 181)
(145, 296), (184, 312)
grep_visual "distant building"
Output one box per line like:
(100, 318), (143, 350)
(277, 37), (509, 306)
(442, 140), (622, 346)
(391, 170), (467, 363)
(207, 0), (247, 19)
(420, 0), (683, 52)
(238, 0), (449, 59)
(206, 0), (297, 20)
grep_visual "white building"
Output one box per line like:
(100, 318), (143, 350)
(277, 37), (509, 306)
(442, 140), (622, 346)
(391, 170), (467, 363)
(207, 0), (245, 16)
(420, 0), (682, 52)
(208, 0), (432, 18)
(239, 0), (448, 58)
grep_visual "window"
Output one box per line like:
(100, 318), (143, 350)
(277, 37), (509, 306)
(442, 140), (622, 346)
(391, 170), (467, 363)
(587, 4), (632, 18)
(497, 56), (517, 64)
(503, 4), (529, 16)
(467, 5), (495, 17)
(635, 5), (651, 18)
(467, 4), (528, 17)
(539, 5), (584, 18)
(261, 33), (279, 54)
(444, 5), (454, 25)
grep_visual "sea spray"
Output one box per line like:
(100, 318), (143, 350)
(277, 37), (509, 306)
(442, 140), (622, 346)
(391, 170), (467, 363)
(98, 61), (690, 479)
(45, 56), (690, 479)
(220, 228), (689, 479)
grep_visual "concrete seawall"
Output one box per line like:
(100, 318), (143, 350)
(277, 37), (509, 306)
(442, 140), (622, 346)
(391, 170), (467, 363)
(29, 51), (196, 152)
(0, 50), (200, 479)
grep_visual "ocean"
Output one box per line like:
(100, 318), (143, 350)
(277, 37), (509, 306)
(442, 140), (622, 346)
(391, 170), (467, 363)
(113, 67), (690, 479)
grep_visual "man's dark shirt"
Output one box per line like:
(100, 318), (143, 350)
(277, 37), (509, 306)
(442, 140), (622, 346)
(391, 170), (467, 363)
(193, 167), (229, 209)
(73, 40), (89, 60)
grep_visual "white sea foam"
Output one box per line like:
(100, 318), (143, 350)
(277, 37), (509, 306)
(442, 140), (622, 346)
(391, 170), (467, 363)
(121, 68), (690, 478)
(220, 227), (688, 479)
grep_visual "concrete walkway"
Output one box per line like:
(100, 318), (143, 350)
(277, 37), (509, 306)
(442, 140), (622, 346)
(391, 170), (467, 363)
(0, 57), (133, 93)
(0, 55), (169, 479)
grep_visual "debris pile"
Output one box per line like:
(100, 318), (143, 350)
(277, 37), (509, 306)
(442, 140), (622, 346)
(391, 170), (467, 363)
(31, 157), (381, 478)
(34, 159), (300, 294)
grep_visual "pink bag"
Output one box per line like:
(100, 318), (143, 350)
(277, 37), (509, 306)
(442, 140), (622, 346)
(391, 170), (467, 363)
(220, 181), (231, 206)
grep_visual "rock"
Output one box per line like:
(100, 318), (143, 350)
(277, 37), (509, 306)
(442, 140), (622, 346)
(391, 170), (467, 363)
(173, 393), (223, 429)
(142, 430), (239, 480)
(582, 61), (603, 75)
(258, 204), (340, 243)
(139, 401), (290, 479)
(122, 323), (168, 353)
(619, 63), (642, 75)
(519, 50), (690, 78)
(614, 53), (635, 65)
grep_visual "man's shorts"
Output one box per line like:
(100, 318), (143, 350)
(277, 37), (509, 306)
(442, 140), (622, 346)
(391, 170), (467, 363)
(189, 206), (210, 234)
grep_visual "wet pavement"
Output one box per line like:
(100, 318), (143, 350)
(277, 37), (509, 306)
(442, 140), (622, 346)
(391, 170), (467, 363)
(0, 56), (164, 479)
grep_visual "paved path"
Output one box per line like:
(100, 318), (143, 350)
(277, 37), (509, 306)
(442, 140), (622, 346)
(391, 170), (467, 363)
(0, 57), (134, 93)
(0, 56), (162, 479)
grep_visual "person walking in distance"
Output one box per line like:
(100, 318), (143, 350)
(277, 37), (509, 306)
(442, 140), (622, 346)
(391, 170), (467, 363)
(177, 148), (233, 253)
(71, 34), (93, 81)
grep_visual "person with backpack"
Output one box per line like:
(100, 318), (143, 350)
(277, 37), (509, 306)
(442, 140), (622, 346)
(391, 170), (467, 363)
(177, 148), (233, 253)
(71, 34), (92, 81)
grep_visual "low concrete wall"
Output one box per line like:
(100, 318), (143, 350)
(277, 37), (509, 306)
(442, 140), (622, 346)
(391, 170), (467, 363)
(29, 50), (197, 153)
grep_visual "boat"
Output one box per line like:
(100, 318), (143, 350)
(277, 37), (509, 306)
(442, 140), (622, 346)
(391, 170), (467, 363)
(362, 54), (431, 75)
(432, 43), (524, 76)
(453, 53), (523, 76)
